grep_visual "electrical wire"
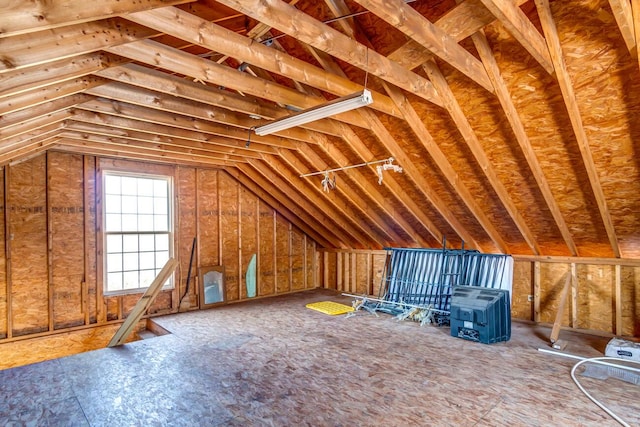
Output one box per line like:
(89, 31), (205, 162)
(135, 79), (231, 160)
(570, 356), (640, 427)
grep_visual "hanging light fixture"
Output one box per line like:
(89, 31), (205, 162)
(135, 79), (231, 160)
(254, 89), (373, 136)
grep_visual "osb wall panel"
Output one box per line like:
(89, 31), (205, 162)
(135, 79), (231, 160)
(177, 166), (197, 308)
(0, 153), (320, 353)
(355, 253), (370, 295)
(320, 250), (387, 297)
(537, 263), (571, 325)
(575, 264), (614, 332)
(84, 157), (97, 324)
(0, 171), (5, 338)
(305, 238), (315, 289)
(511, 261), (532, 320)
(10, 155), (49, 336)
(371, 253), (387, 297)
(197, 169), (219, 269)
(275, 215), (290, 294)
(620, 266), (640, 337)
(258, 201), (275, 297)
(290, 230), (305, 291)
(219, 172), (239, 301)
(323, 251), (337, 290)
(240, 187), (258, 299)
(48, 152), (85, 330)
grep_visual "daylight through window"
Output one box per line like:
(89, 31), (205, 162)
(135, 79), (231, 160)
(103, 172), (173, 294)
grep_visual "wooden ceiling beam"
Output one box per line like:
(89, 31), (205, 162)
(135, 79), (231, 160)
(94, 63), (339, 140)
(281, 148), (406, 246)
(423, 59), (540, 254)
(471, 29), (578, 256)
(608, 0), (637, 57)
(246, 159), (367, 247)
(383, 81), (508, 253)
(62, 121), (261, 160)
(0, 123), (63, 154)
(57, 132), (250, 164)
(215, 0), (443, 107)
(0, 53), (117, 99)
(298, 141), (430, 247)
(535, 0), (621, 257)
(0, 136), (59, 167)
(0, 75), (105, 115)
(363, 108), (481, 249)
(387, 0), (528, 70)
(478, 0), (554, 75)
(124, 6), (403, 119)
(105, 39), (370, 129)
(230, 165), (343, 249)
(259, 154), (385, 247)
(633, 0), (640, 66)
(0, 0), (195, 38)
(55, 139), (237, 169)
(353, 0), (493, 92)
(0, 94), (90, 132)
(70, 107), (280, 155)
(0, 18), (157, 73)
(0, 109), (71, 142)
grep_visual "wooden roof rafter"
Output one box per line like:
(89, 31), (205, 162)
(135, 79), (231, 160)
(608, 0), (637, 57)
(535, 0), (621, 258)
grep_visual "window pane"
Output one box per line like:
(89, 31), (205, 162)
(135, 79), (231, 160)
(107, 253), (123, 273)
(153, 197), (167, 215)
(156, 234), (169, 251)
(105, 175), (121, 195)
(123, 271), (139, 290)
(121, 195), (137, 214)
(122, 214), (137, 232)
(138, 215), (154, 232)
(139, 269), (155, 288)
(137, 178), (154, 196)
(123, 252), (139, 271)
(105, 214), (121, 232)
(138, 196), (153, 215)
(105, 195), (121, 214)
(106, 235), (122, 253)
(107, 272), (123, 292)
(139, 234), (155, 252)
(155, 251), (169, 268)
(122, 235), (138, 252)
(154, 214), (168, 232)
(121, 177), (137, 195)
(139, 251), (155, 270)
(154, 180), (167, 197)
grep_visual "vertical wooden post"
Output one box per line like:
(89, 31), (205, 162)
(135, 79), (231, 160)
(171, 165), (179, 312)
(350, 252), (357, 294)
(272, 210), (277, 292)
(533, 261), (541, 323)
(337, 252), (343, 292)
(255, 197), (260, 295)
(46, 153), (54, 332)
(571, 263), (578, 328)
(323, 250), (328, 289)
(195, 169), (201, 306)
(303, 234), (307, 289)
(367, 252), (373, 295)
(237, 185), (242, 299)
(95, 162), (105, 324)
(216, 171), (223, 266)
(312, 241), (317, 288)
(82, 157), (91, 325)
(5, 166), (12, 338)
(288, 223), (293, 292)
(615, 264), (622, 335)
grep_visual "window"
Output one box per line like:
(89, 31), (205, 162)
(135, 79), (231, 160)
(103, 172), (173, 294)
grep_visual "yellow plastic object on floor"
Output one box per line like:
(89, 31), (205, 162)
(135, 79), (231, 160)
(305, 301), (355, 316)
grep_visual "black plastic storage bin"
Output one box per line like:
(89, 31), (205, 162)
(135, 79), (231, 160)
(450, 285), (511, 344)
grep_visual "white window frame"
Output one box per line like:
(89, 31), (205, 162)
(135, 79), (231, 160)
(102, 170), (174, 296)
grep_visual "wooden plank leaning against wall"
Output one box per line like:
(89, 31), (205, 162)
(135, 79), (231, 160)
(0, 152), (317, 369)
(319, 249), (640, 339)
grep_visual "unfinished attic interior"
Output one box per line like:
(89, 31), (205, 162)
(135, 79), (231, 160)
(1, 0), (640, 424)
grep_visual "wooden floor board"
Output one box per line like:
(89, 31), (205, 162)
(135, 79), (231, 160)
(0, 289), (637, 426)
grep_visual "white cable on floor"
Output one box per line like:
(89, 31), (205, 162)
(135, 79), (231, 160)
(570, 356), (640, 427)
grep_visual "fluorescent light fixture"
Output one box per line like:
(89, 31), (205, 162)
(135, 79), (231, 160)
(254, 89), (373, 136)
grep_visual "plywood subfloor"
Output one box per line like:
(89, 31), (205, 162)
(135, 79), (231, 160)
(0, 289), (638, 426)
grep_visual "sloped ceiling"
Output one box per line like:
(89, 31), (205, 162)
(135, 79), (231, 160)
(1, 0), (639, 257)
